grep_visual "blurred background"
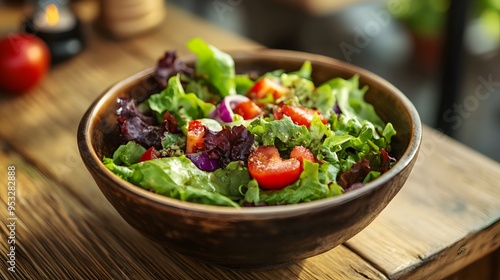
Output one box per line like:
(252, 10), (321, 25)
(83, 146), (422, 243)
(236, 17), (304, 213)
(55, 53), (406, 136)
(169, 0), (500, 163)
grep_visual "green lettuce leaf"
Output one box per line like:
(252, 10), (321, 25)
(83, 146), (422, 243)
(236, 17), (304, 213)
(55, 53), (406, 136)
(248, 114), (337, 156)
(308, 114), (335, 155)
(211, 161), (251, 200)
(234, 74), (255, 95)
(280, 73), (315, 105)
(277, 61), (335, 118)
(290, 61), (312, 79)
(187, 38), (236, 97)
(310, 83), (338, 119)
(382, 122), (397, 144)
(324, 75), (385, 129)
(184, 78), (221, 104)
(148, 75), (215, 126)
(112, 141), (146, 166)
(105, 156), (252, 207)
(103, 157), (134, 179)
(320, 113), (394, 173)
(247, 116), (311, 152)
(241, 180), (261, 205)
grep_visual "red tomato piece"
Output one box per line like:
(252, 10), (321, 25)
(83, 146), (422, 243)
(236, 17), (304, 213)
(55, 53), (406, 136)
(0, 33), (50, 94)
(233, 100), (262, 120)
(290, 146), (315, 171)
(246, 77), (288, 102)
(139, 147), (159, 162)
(278, 105), (328, 128)
(186, 120), (206, 154)
(248, 146), (301, 190)
(272, 105), (284, 121)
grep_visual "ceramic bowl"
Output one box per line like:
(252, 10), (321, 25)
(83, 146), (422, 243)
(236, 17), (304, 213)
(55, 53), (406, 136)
(77, 49), (421, 269)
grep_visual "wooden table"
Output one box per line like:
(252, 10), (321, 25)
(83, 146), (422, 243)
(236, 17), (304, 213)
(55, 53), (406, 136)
(1, 1), (499, 279)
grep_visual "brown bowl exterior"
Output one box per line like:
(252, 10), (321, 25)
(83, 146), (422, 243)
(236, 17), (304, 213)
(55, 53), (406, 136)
(78, 49), (421, 269)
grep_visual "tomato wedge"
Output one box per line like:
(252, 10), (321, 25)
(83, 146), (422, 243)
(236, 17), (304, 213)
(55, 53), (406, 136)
(248, 146), (301, 190)
(275, 105), (328, 128)
(290, 146), (315, 171)
(186, 120), (206, 154)
(233, 100), (262, 120)
(139, 147), (159, 162)
(246, 77), (288, 102)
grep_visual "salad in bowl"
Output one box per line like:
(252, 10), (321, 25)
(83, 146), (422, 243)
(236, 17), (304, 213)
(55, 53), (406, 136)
(78, 39), (421, 268)
(103, 38), (397, 208)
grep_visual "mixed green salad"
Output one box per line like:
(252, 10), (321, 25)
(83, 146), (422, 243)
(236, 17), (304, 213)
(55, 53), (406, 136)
(104, 38), (397, 208)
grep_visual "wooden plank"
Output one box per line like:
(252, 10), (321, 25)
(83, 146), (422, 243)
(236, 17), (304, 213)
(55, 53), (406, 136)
(345, 127), (500, 279)
(0, 141), (385, 279)
(444, 249), (499, 280)
(0, 3), (29, 35)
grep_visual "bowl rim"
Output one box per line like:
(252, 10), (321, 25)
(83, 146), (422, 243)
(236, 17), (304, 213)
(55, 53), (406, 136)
(78, 48), (422, 217)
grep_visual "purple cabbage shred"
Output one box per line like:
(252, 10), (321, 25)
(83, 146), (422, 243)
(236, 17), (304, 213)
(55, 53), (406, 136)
(204, 125), (254, 168)
(116, 97), (155, 125)
(117, 98), (176, 149)
(154, 51), (194, 88)
(186, 152), (219, 172)
(333, 101), (342, 116)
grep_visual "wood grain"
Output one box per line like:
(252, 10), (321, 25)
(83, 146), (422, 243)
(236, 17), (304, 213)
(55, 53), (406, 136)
(444, 250), (499, 280)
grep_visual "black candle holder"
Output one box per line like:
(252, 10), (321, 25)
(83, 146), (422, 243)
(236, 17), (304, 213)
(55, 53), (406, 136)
(22, 15), (84, 64)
